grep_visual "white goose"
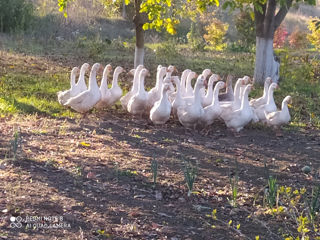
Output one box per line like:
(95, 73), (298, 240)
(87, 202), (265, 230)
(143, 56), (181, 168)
(202, 74), (220, 107)
(250, 77), (272, 108)
(218, 75), (234, 102)
(64, 63), (102, 113)
(254, 83), (278, 122)
(57, 66), (80, 105)
(120, 65), (144, 110)
(199, 68), (212, 99)
(180, 69), (191, 98)
(223, 84), (258, 132)
(107, 66), (125, 106)
(177, 74), (205, 129)
(265, 96), (292, 127)
(219, 78), (246, 121)
(127, 68), (149, 117)
(95, 64), (112, 109)
(146, 65), (167, 111)
(201, 81), (225, 127)
(184, 71), (197, 97)
(171, 76), (184, 117)
(239, 76), (251, 102)
(149, 83), (172, 124)
(166, 65), (178, 101)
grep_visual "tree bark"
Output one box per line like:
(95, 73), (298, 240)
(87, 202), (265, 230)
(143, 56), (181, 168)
(133, 0), (144, 68)
(253, 0), (291, 85)
(254, 37), (280, 84)
(122, 0), (127, 19)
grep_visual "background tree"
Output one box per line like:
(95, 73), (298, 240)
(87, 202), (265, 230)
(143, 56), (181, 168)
(139, 0), (316, 84)
(59, 0), (316, 84)
(58, 0), (148, 67)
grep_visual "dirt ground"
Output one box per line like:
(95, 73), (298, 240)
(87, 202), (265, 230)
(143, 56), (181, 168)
(0, 110), (319, 240)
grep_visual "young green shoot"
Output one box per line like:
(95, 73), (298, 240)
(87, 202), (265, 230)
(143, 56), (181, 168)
(183, 161), (197, 197)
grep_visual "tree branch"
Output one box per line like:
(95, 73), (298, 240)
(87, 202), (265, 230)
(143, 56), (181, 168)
(274, 0), (293, 30)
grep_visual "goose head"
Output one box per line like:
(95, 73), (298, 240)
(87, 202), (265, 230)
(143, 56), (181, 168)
(195, 74), (206, 90)
(181, 69), (191, 82)
(202, 69), (212, 79)
(215, 81), (226, 91)
(71, 67), (80, 78)
(284, 95), (292, 104)
(242, 76), (251, 84)
(139, 68), (149, 79)
(91, 63), (101, 73)
(114, 66), (125, 75)
(187, 71), (197, 81)
(80, 63), (90, 72)
(159, 66), (167, 80)
(209, 74), (220, 86)
(265, 77), (272, 85)
(269, 83), (278, 91)
(103, 64), (112, 77)
(166, 65), (177, 77)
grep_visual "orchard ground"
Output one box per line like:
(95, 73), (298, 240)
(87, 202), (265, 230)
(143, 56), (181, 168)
(0, 41), (320, 239)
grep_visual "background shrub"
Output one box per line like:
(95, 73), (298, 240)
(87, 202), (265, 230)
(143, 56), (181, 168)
(186, 22), (205, 51)
(234, 10), (256, 49)
(273, 24), (288, 48)
(307, 18), (320, 49)
(0, 0), (34, 32)
(203, 18), (228, 51)
(288, 28), (309, 49)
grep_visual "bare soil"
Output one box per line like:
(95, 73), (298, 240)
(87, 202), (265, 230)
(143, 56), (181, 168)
(0, 49), (319, 240)
(0, 111), (319, 240)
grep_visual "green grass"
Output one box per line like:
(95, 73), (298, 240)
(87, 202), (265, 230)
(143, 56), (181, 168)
(0, 72), (77, 117)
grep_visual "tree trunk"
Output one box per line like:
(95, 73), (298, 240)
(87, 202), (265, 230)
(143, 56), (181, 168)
(253, 0), (292, 85)
(133, 0), (144, 68)
(122, 0), (127, 19)
(134, 23), (144, 67)
(254, 37), (280, 85)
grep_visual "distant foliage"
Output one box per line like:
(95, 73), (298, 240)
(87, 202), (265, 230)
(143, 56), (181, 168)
(273, 24), (288, 48)
(186, 22), (205, 51)
(203, 18), (228, 51)
(288, 28), (309, 49)
(307, 18), (320, 49)
(155, 38), (179, 59)
(235, 10), (256, 48)
(0, 0), (34, 32)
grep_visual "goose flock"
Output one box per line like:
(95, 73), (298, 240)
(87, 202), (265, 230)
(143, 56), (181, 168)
(57, 63), (292, 132)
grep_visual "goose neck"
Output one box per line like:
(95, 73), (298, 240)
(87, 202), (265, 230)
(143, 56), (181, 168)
(267, 87), (275, 105)
(112, 70), (121, 86)
(240, 87), (250, 110)
(89, 70), (98, 89)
